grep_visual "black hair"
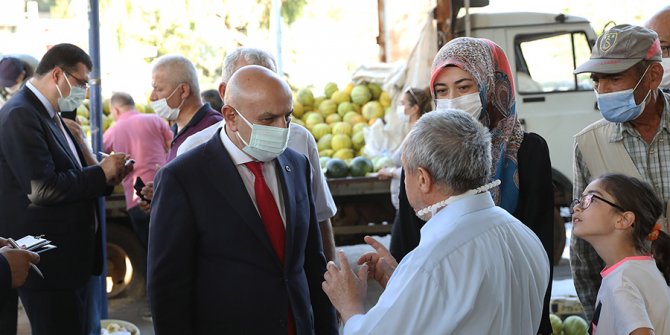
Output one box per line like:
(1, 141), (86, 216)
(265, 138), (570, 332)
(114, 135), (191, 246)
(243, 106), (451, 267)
(201, 89), (223, 113)
(35, 43), (92, 76)
(598, 173), (670, 285)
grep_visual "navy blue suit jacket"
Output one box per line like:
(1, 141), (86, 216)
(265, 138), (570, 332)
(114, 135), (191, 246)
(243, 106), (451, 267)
(148, 129), (338, 334)
(0, 255), (10, 304)
(0, 87), (107, 289)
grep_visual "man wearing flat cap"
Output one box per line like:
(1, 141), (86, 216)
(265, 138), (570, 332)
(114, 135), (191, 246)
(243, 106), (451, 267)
(571, 24), (670, 320)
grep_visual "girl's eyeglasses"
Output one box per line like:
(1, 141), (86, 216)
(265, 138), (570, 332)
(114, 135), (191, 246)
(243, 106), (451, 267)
(570, 193), (626, 214)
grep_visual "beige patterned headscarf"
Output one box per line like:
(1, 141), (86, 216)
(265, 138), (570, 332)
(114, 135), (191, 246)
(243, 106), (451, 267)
(430, 37), (524, 212)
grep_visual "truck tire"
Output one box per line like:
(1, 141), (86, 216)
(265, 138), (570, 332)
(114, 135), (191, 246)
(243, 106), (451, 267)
(106, 222), (145, 299)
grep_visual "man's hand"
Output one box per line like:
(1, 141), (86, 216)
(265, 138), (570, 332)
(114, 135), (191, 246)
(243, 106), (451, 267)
(61, 118), (85, 145)
(0, 246), (40, 288)
(322, 251), (368, 323)
(356, 235), (397, 289)
(100, 153), (132, 185)
(376, 167), (396, 181)
(138, 182), (154, 213)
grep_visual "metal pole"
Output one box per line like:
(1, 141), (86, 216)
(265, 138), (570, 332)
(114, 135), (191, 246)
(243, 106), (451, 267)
(88, 0), (109, 320)
(271, 0), (283, 77)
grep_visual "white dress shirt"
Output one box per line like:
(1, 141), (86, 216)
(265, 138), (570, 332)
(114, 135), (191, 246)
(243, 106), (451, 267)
(219, 125), (286, 226)
(183, 121), (336, 221)
(344, 192), (550, 334)
(26, 80), (81, 167)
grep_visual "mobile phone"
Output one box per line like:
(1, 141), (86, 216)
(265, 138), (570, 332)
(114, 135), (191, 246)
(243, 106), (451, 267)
(61, 110), (76, 121)
(134, 177), (150, 204)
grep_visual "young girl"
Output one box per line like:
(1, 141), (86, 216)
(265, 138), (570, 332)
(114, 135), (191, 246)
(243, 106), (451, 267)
(571, 173), (670, 335)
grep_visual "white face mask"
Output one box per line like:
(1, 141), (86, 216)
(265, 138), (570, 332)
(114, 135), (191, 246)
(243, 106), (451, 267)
(55, 73), (86, 112)
(661, 58), (670, 90)
(434, 92), (483, 119)
(233, 107), (291, 162)
(150, 85), (184, 120)
(397, 105), (409, 123)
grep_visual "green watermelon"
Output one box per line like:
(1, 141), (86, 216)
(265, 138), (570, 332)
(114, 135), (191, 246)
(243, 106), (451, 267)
(349, 156), (374, 177)
(563, 315), (587, 335)
(325, 159), (349, 178)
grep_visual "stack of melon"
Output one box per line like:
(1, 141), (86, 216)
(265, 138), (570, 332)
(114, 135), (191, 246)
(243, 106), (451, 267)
(293, 81), (393, 178)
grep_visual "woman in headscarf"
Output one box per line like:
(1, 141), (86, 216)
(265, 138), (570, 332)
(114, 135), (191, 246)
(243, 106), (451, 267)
(390, 37), (554, 335)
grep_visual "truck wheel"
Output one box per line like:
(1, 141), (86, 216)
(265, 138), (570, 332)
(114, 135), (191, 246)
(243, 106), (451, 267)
(106, 223), (145, 299)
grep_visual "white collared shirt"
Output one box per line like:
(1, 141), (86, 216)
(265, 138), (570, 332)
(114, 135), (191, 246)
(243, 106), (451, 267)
(219, 125), (286, 226)
(26, 80), (82, 167)
(344, 192), (550, 334)
(183, 121), (337, 222)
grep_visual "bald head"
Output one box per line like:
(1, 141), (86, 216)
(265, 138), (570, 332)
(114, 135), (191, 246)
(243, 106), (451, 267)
(224, 65), (291, 108)
(646, 7), (670, 48)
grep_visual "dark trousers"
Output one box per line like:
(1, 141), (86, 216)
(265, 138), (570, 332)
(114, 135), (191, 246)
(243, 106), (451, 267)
(0, 289), (17, 335)
(19, 284), (94, 335)
(127, 206), (149, 249)
(127, 206), (149, 276)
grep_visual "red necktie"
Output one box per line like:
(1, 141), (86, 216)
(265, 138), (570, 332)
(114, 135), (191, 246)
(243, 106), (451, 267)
(244, 162), (295, 335)
(245, 161), (286, 261)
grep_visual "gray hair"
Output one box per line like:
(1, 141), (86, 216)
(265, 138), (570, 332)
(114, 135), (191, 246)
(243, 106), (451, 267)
(110, 91), (135, 108)
(152, 54), (200, 95)
(222, 48), (277, 83)
(402, 109), (492, 193)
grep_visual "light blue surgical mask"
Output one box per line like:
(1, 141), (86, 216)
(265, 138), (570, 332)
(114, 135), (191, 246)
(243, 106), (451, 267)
(55, 73), (86, 112)
(233, 107), (291, 162)
(596, 66), (651, 123)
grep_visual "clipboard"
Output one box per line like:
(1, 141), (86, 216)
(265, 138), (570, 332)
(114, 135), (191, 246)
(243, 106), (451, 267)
(14, 235), (57, 254)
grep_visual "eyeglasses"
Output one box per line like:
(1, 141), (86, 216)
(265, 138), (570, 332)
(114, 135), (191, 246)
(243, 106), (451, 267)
(570, 193), (626, 214)
(64, 70), (89, 89)
(662, 45), (670, 58)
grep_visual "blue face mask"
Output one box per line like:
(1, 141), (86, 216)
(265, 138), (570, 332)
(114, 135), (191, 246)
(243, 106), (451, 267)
(595, 66), (651, 123)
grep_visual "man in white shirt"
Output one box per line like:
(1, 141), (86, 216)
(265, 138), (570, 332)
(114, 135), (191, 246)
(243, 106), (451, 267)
(177, 47), (337, 261)
(322, 110), (550, 334)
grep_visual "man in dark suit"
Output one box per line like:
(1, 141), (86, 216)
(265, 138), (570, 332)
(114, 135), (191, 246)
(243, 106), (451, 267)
(148, 65), (338, 334)
(0, 43), (130, 335)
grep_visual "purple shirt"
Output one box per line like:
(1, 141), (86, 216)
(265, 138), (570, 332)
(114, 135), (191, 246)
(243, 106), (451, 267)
(103, 110), (172, 209)
(167, 104), (223, 162)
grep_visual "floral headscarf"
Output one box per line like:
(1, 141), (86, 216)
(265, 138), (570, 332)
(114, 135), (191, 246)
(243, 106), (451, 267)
(430, 37), (524, 213)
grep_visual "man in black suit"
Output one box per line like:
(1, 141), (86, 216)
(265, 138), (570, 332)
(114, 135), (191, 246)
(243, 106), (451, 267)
(148, 65), (338, 334)
(0, 43), (130, 335)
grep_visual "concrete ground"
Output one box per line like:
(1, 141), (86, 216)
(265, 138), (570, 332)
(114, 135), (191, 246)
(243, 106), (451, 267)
(18, 228), (578, 335)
